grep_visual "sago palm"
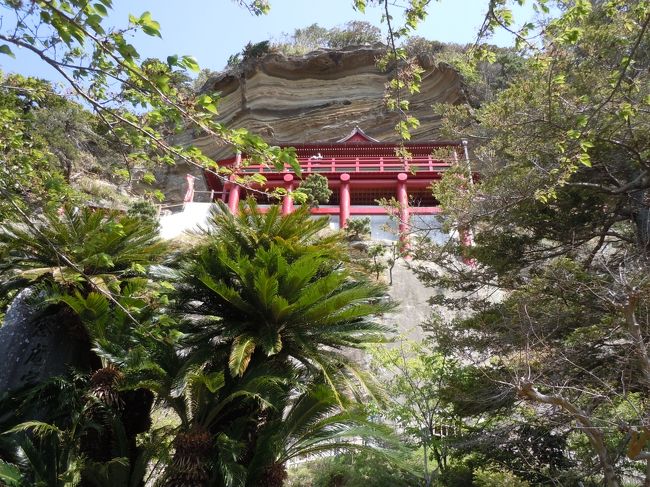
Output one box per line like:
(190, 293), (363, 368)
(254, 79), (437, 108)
(0, 204), (166, 485)
(0, 374), (155, 487)
(158, 359), (289, 487)
(0, 204), (165, 295)
(0, 204), (166, 390)
(245, 378), (400, 487)
(173, 200), (394, 396)
(163, 200), (395, 486)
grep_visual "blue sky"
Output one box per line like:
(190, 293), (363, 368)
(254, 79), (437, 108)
(0, 0), (535, 82)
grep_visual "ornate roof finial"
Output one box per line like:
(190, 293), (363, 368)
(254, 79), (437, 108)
(337, 126), (380, 143)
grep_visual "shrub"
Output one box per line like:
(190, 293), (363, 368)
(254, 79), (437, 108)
(298, 173), (332, 207)
(345, 217), (370, 241)
(473, 467), (530, 487)
(127, 200), (158, 222)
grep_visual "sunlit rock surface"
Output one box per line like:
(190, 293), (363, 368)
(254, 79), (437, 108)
(160, 45), (464, 203)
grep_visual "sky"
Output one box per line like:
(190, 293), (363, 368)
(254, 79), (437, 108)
(0, 0), (536, 83)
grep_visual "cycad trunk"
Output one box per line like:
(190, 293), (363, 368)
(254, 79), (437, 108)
(257, 462), (288, 487)
(80, 367), (154, 487)
(164, 429), (212, 487)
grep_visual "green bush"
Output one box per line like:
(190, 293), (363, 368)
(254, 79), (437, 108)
(345, 217), (371, 241)
(437, 464), (475, 487)
(473, 467), (530, 487)
(274, 21), (381, 56)
(298, 173), (332, 207)
(127, 200), (159, 223)
(287, 451), (422, 487)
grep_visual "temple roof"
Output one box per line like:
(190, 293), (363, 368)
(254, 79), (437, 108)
(336, 126), (380, 143)
(211, 128), (462, 164)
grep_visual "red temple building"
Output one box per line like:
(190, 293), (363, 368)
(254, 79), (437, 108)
(196, 127), (468, 241)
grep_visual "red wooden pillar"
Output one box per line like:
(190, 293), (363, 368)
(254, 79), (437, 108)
(227, 152), (243, 213)
(227, 177), (240, 214)
(339, 173), (351, 228)
(461, 228), (474, 247)
(221, 181), (229, 202)
(396, 172), (409, 235)
(282, 173), (294, 215)
(183, 174), (196, 204)
(460, 227), (476, 267)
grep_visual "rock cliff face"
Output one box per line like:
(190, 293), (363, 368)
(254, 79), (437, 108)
(161, 45), (464, 202)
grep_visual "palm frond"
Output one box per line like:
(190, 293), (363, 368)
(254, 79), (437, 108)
(229, 335), (257, 378)
(3, 421), (64, 439)
(0, 204), (166, 294)
(0, 459), (21, 486)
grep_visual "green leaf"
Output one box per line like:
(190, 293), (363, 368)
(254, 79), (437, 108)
(181, 55), (200, 73)
(578, 152), (591, 167)
(142, 172), (156, 184)
(496, 8), (514, 27)
(93, 2), (108, 15)
(579, 140), (594, 151)
(229, 335), (256, 377)
(0, 460), (21, 486)
(260, 331), (283, 356)
(618, 102), (635, 121)
(196, 94), (218, 114)
(199, 371), (225, 393)
(138, 11), (161, 37)
(560, 27), (582, 44)
(0, 44), (15, 58)
(4, 421), (62, 438)
(252, 0), (270, 15)
(552, 74), (566, 86)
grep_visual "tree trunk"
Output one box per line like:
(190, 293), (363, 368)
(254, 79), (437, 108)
(423, 443), (431, 487)
(622, 300), (650, 392)
(632, 189), (650, 252)
(164, 429), (211, 487)
(518, 382), (620, 487)
(257, 462), (288, 487)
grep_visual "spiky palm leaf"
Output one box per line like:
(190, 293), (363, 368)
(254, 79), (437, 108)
(0, 459), (21, 486)
(245, 380), (401, 487)
(0, 375), (120, 487)
(159, 361), (291, 487)
(197, 200), (341, 260)
(174, 201), (394, 395)
(0, 204), (165, 294)
(161, 201), (396, 486)
(0, 201), (171, 487)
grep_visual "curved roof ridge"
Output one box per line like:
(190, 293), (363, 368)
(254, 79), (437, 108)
(336, 126), (380, 143)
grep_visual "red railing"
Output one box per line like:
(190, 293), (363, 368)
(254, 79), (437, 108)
(239, 156), (451, 174)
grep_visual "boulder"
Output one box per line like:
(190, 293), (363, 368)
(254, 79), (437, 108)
(0, 288), (98, 394)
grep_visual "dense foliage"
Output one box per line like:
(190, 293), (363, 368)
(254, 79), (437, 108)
(0, 0), (303, 224)
(0, 201), (396, 486)
(274, 21), (382, 56)
(2, 0), (650, 486)
(410, 1), (650, 485)
(296, 174), (333, 208)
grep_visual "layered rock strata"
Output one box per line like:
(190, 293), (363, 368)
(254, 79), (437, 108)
(161, 45), (464, 202)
